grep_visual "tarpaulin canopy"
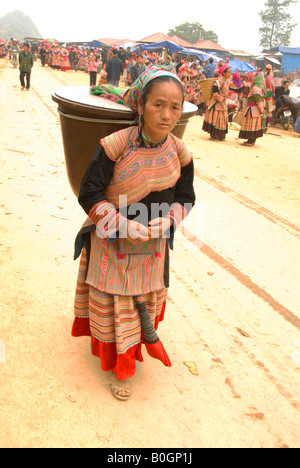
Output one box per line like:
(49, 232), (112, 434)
(228, 60), (256, 72)
(267, 46), (300, 55)
(138, 41), (257, 70)
(179, 47), (219, 62)
(88, 40), (104, 48)
(118, 41), (141, 50)
(140, 40), (183, 54)
(140, 41), (225, 63)
(255, 55), (281, 65)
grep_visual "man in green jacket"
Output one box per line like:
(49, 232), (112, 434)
(19, 43), (34, 90)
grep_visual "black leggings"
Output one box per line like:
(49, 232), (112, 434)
(20, 71), (31, 89)
(89, 71), (97, 86)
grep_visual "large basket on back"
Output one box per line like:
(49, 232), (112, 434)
(199, 78), (215, 101)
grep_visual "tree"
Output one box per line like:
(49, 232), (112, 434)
(259, 0), (298, 48)
(168, 22), (219, 45)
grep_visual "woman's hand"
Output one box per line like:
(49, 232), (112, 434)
(148, 217), (172, 238)
(257, 101), (265, 114)
(122, 220), (150, 245)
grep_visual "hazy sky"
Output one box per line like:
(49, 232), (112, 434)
(0, 0), (299, 54)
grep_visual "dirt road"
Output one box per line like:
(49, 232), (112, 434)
(0, 59), (299, 448)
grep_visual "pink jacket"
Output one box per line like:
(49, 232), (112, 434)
(88, 60), (99, 72)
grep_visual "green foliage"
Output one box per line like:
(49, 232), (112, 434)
(259, 0), (298, 48)
(0, 10), (42, 41)
(168, 21), (219, 45)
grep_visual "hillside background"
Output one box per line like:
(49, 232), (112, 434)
(0, 10), (42, 41)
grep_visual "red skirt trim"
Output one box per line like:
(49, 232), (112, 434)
(71, 302), (171, 380)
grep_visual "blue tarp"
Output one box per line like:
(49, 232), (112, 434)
(267, 46), (300, 55)
(228, 60), (256, 72)
(282, 53), (300, 74)
(140, 41), (217, 61)
(140, 40), (183, 54)
(88, 40), (104, 48)
(263, 47), (300, 73)
(139, 41), (257, 71)
(177, 47), (214, 62)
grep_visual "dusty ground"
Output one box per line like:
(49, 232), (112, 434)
(0, 59), (300, 449)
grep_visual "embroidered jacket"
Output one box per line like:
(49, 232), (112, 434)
(76, 126), (195, 296)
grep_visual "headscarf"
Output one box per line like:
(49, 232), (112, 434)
(232, 71), (241, 88)
(90, 65), (181, 113)
(122, 65), (182, 112)
(217, 64), (230, 76)
(249, 71), (266, 98)
(253, 71), (265, 88)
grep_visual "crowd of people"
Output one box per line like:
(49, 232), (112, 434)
(1, 39), (297, 143)
(201, 62), (286, 145)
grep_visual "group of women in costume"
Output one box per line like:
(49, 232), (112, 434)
(178, 60), (206, 109)
(44, 44), (94, 71)
(47, 45), (72, 71)
(25, 40), (275, 147)
(202, 63), (275, 146)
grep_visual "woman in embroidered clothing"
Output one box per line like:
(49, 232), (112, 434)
(241, 72), (252, 108)
(98, 63), (107, 85)
(238, 71), (266, 146)
(60, 46), (71, 71)
(72, 68), (196, 400)
(227, 72), (244, 109)
(202, 64), (232, 141)
(51, 45), (61, 70)
(264, 64), (275, 126)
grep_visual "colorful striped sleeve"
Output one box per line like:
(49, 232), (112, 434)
(88, 201), (127, 239)
(165, 159), (195, 230)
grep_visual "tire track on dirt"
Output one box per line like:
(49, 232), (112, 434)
(178, 225), (300, 330)
(22, 89), (58, 148)
(194, 169), (300, 240)
(46, 67), (73, 87)
(169, 264), (300, 414)
(30, 69), (70, 120)
(30, 85), (58, 120)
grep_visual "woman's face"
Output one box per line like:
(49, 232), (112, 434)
(224, 68), (232, 80)
(138, 81), (183, 142)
